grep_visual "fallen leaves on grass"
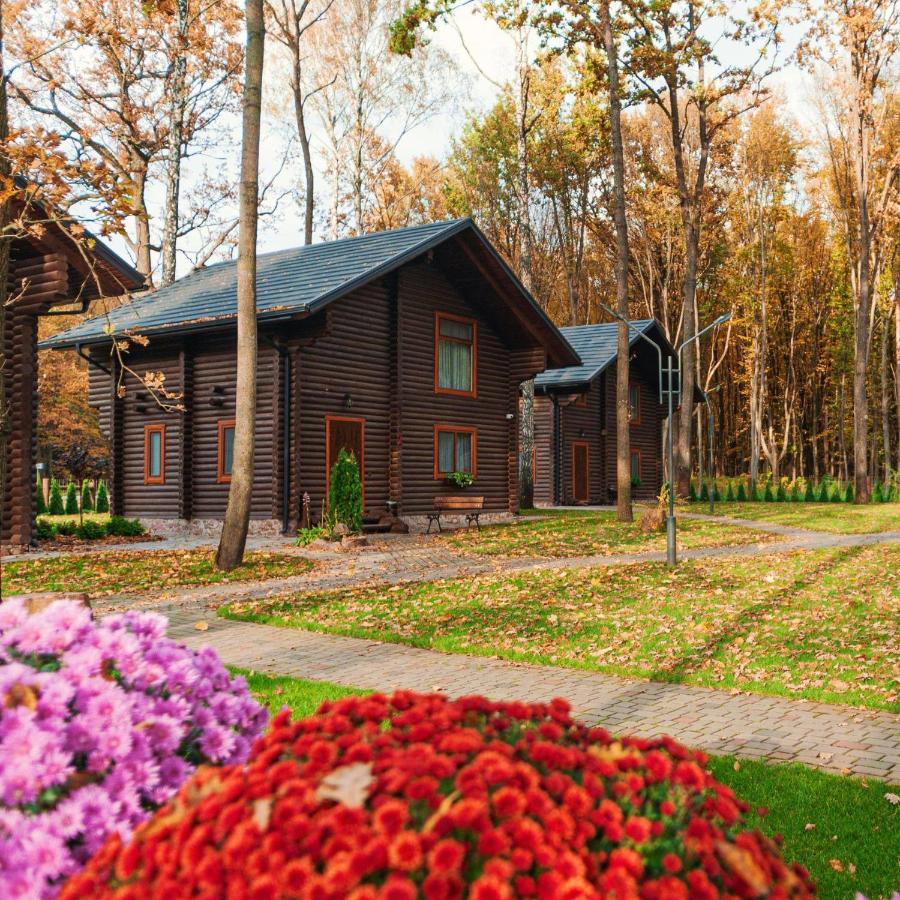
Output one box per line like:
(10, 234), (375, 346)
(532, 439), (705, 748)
(442, 509), (774, 559)
(224, 544), (898, 711)
(1, 550), (315, 597)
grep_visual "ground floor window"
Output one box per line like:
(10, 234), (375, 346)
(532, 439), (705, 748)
(218, 419), (236, 483)
(630, 448), (642, 481)
(144, 424), (166, 485)
(434, 425), (477, 478)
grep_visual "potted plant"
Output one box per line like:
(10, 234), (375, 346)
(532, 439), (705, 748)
(445, 470), (475, 490)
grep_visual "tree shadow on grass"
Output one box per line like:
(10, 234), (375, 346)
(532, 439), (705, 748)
(646, 545), (864, 685)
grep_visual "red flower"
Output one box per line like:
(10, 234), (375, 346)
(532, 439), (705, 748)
(624, 816), (652, 844)
(469, 874), (512, 900)
(378, 875), (418, 900)
(492, 786), (526, 818)
(373, 799), (409, 836)
(661, 853), (682, 874)
(428, 839), (465, 874)
(388, 831), (423, 871)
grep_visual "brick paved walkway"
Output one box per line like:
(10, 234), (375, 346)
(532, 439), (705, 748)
(162, 606), (900, 783)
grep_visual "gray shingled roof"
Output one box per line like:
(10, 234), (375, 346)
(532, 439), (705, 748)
(42, 219), (498, 349)
(535, 320), (661, 391)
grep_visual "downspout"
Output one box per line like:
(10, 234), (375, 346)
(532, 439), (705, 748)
(261, 336), (292, 535)
(552, 395), (561, 506)
(75, 343), (111, 376)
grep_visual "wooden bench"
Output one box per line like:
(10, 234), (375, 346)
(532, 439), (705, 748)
(426, 495), (485, 534)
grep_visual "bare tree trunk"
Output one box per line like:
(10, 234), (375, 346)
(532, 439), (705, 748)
(161, 0), (188, 286)
(600, 0), (632, 522)
(293, 64), (315, 245)
(882, 307), (891, 483)
(131, 165), (153, 280)
(895, 275), (900, 471)
(0, 18), (10, 533)
(216, 0), (265, 570)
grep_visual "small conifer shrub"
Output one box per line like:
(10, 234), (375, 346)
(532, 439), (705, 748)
(48, 478), (65, 515)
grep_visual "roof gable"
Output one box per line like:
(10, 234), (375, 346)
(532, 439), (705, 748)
(535, 319), (666, 391)
(43, 220), (468, 348)
(41, 219), (579, 368)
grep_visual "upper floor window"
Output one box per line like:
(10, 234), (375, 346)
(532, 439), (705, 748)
(218, 419), (236, 483)
(144, 424), (165, 485)
(435, 312), (477, 397)
(629, 382), (641, 425)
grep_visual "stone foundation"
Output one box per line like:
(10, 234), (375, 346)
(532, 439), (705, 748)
(402, 511), (513, 533)
(140, 518), (286, 538)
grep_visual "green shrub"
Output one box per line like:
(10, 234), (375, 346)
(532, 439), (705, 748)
(297, 526), (327, 547)
(76, 519), (108, 540)
(107, 515), (145, 537)
(830, 484), (843, 503)
(55, 519), (77, 536)
(688, 481), (698, 502)
(48, 478), (65, 515)
(789, 483), (800, 502)
(872, 482), (884, 503)
(34, 479), (47, 515)
(736, 481), (748, 502)
(725, 481), (735, 502)
(35, 518), (58, 540)
(95, 480), (110, 513)
(763, 482), (774, 502)
(804, 480), (815, 502)
(328, 448), (363, 532)
(64, 482), (79, 515)
(843, 482), (854, 502)
(81, 480), (94, 512)
(816, 481), (830, 503)
(776, 482), (787, 502)
(699, 481), (709, 502)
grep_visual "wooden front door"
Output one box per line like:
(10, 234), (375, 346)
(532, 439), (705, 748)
(572, 441), (589, 503)
(326, 416), (365, 507)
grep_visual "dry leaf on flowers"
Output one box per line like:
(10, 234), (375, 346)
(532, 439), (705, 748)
(315, 762), (375, 809)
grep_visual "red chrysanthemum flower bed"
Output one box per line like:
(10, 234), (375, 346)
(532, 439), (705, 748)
(62, 692), (815, 899)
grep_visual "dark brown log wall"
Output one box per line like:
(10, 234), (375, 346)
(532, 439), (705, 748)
(296, 282), (392, 520)
(533, 394), (555, 506)
(397, 260), (514, 515)
(557, 384), (607, 505)
(603, 367), (664, 502)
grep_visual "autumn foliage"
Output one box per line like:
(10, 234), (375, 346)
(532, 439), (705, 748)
(63, 691), (815, 899)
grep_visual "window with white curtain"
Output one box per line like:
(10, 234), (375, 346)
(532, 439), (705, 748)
(436, 313), (476, 395)
(435, 427), (476, 476)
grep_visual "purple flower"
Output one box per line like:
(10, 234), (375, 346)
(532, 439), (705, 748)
(0, 598), (267, 896)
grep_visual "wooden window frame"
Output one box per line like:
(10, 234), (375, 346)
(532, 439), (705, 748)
(433, 424), (478, 479)
(434, 311), (478, 398)
(629, 382), (641, 426)
(325, 415), (366, 509)
(571, 439), (589, 502)
(143, 424), (166, 485)
(630, 447), (642, 480)
(217, 419), (236, 484)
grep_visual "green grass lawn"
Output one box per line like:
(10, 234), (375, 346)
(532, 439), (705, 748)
(241, 672), (900, 898)
(441, 507), (774, 558)
(224, 544), (899, 710)
(1, 549), (315, 596)
(685, 500), (900, 534)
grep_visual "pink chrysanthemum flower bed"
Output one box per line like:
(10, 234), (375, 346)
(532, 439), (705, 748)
(0, 598), (268, 899)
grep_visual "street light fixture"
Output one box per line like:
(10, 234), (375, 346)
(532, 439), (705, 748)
(598, 306), (731, 565)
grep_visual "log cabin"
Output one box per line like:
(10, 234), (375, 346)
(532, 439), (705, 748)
(43, 219), (579, 532)
(533, 320), (679, 506)
(1, 188), (143, 549)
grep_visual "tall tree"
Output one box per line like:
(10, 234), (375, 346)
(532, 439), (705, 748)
(266, 0), (333, 245)
(802, 0), (899, 502)
(216, 0), (265, 570)
(621, 0), (777, 495)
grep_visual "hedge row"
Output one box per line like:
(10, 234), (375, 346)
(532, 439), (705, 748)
(35, 515), (145, 541)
